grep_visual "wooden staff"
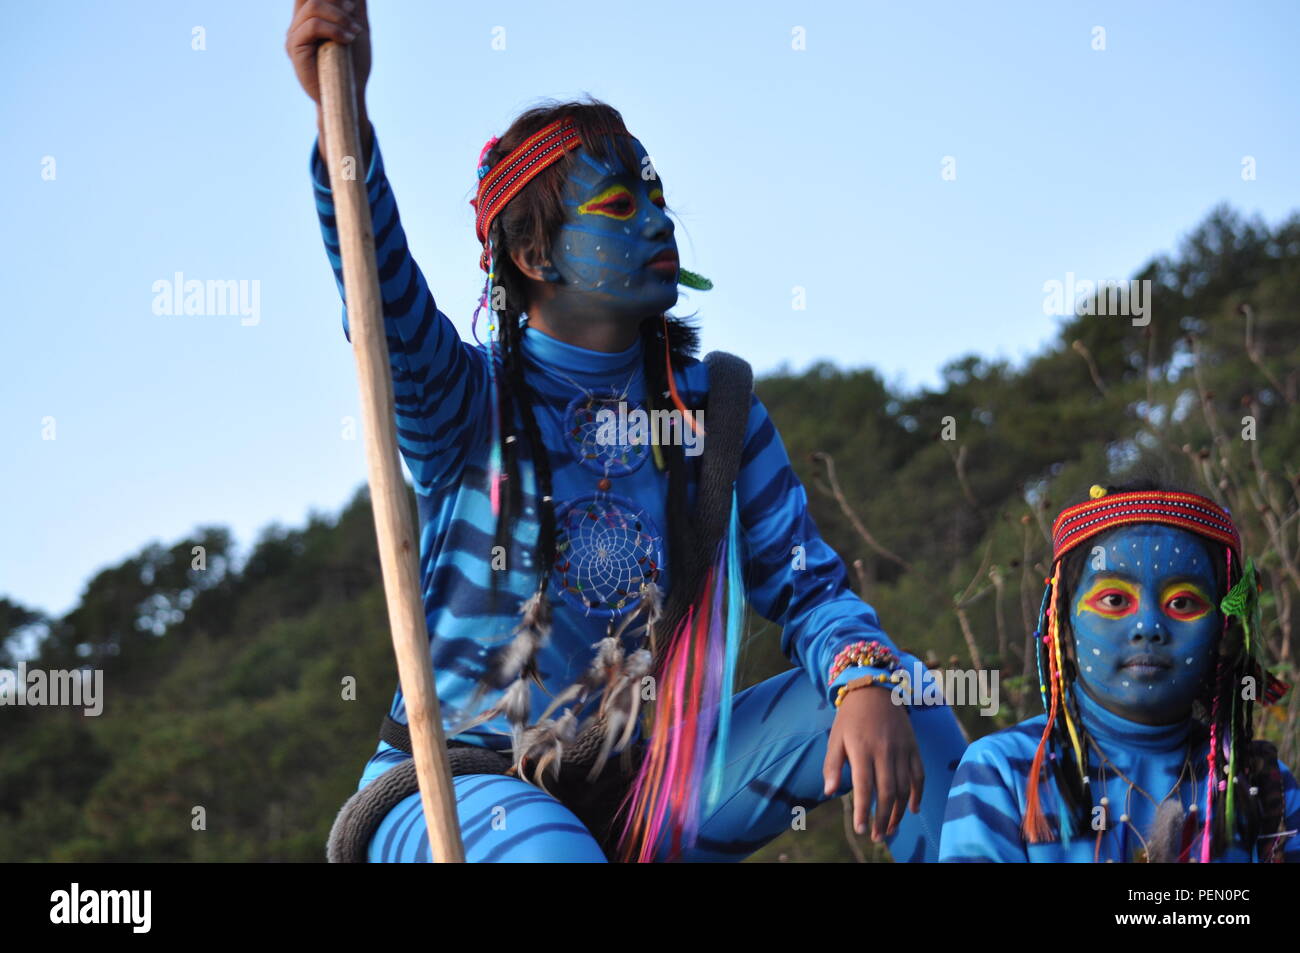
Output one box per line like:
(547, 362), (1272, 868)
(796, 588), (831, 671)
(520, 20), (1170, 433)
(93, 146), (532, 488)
(316, 40), (465, 863)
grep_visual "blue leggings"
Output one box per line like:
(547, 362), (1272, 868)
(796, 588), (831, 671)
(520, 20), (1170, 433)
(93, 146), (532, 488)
(366, 663), (967, 862)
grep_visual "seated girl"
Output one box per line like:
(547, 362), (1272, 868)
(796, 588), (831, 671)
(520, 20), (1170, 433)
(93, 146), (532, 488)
(290, 2), (968, 863)
(940, 482), (1300, 862)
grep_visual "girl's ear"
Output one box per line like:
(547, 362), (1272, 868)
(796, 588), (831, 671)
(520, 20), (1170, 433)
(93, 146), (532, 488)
(509, 246), (548, 282)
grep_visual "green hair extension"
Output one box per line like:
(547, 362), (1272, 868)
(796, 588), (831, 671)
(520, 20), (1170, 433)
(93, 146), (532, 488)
(1218, 558), (1260, 838)
(1219, 558), (1259, 653)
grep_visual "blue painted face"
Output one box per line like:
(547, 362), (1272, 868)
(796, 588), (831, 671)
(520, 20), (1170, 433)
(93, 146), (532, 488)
(1070, 525), (1221, 725)
(541, 135), (679, 321)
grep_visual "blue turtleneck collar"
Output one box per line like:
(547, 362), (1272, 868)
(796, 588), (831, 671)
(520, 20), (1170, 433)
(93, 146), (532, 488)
(1073, 682), (1192, 754)
(520, 323), (643, 380)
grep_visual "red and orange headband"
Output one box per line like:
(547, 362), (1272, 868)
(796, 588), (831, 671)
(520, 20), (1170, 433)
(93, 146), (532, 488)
(470, 118), (629, 273)
(1050, 487), (1241, 563)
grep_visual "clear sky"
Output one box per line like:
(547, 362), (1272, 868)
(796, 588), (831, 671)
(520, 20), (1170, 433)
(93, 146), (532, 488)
(3, 0), (1298, 620)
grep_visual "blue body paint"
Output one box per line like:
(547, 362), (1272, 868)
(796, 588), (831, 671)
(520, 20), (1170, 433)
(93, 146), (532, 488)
(544, 136), (679, 319)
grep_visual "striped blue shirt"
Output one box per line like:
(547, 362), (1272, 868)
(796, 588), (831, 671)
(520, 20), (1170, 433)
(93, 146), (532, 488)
(940, 686), (1300, 862)
(310, 129), (897, 782)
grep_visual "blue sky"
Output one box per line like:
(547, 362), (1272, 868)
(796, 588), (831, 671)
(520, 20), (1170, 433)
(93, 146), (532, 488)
(3, 0), (1298, 619)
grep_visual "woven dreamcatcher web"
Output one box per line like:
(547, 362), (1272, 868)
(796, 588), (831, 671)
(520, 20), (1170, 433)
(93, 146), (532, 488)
(552, 493), (663, 617)
(563, 388), (651, 477)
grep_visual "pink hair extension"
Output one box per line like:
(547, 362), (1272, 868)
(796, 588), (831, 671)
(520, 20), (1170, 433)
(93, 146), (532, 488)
(1201, 547), (1234, 863)
(618, 515), (746, 861)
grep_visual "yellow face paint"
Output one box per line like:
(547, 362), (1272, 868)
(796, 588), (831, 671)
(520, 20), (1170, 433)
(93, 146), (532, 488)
(648, 186), (665, 208)
(1160, 581), (1213, 622)
(577, 184), (636, 220)
(1076, 577), (1140, 620)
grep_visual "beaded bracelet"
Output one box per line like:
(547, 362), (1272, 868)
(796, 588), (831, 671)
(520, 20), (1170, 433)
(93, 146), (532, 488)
(827, 639), (900, 687)
(834, 670), (908, 708)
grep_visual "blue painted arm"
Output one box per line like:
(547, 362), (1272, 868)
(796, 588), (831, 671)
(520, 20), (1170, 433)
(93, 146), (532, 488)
(733, 391), (899, 705)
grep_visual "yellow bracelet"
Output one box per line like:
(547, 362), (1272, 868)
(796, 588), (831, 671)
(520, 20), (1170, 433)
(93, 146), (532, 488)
(834, 670), (906, 708)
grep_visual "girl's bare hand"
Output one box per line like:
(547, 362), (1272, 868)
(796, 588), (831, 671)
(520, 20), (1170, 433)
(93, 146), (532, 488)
(823, 685), (925, 841)
(285, 0), (371, 107)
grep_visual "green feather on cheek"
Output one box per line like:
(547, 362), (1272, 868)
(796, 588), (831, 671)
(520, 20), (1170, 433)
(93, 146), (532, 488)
(678, 268), (712, 291)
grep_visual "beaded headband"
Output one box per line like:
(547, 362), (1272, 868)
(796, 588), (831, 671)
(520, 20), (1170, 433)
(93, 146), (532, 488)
(1050, 487), (1241, 563)
(470, 118), (596, 272)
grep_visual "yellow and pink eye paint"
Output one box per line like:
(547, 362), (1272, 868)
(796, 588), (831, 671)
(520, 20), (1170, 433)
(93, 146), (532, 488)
(577, 184), (637, 220)
(576, 184), (666, 219)
(1160, 582), (1213, 622)
(1076, 578), (1140, 619)
(1075, 577), (1212, 622)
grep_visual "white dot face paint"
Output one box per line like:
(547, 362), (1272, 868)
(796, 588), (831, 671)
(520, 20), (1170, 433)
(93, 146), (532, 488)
(546, 136), (679, 320)
(1070, 524), (1221, 724)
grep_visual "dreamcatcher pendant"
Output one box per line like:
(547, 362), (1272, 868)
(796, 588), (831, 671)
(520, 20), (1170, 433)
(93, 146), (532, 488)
(548, 383), (663, 619)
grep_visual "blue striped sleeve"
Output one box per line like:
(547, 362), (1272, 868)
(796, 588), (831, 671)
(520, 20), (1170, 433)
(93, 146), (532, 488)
(939, 735), (1030, 862)
(310, 126), (489, 492)
(732, 390), (899, 705)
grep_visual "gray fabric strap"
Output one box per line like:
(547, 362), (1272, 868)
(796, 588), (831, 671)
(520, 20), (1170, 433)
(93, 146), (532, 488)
(648, 350), (753, 671)
(379, 714), (412, 754)
(326, 744), (510, 863)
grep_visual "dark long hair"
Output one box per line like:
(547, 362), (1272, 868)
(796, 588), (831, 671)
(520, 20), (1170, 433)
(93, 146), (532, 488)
(475, 97), (700, 608)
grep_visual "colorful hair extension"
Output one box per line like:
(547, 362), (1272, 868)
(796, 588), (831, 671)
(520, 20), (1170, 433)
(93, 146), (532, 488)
(1053, 775), (1074, 848)
(1222, 549), (1239, 844)
(617, 488), (746, 862)
(473, 238), (505, 518)
(619, 601), (696, 861)
(1051, 586), (1086, 777)
(1202, 665), (1221, 864)
(1024, 562), (1064, 843)
(1032, 582), (1051, 710)
(1200, 548), (1234, 863)
(707, 494), (746, 807)
(663, 315), (704, 438)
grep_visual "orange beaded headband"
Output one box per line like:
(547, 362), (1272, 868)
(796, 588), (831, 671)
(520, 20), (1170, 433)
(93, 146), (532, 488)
(469, 118), (631, 273)
(1050, 487), (1240, 562)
